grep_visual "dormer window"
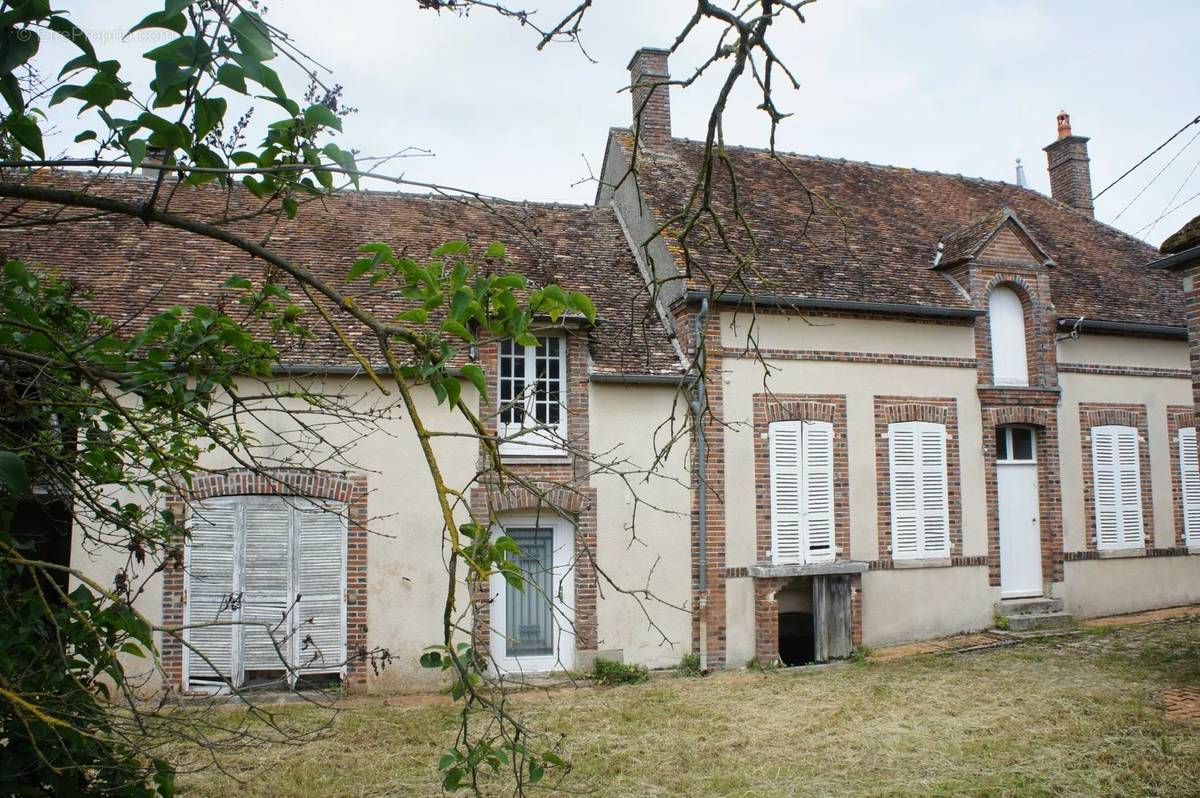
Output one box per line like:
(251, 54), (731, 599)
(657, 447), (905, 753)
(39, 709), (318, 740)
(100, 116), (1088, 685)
(498, 335), (567, 456)
(988, 285), (1029, 386)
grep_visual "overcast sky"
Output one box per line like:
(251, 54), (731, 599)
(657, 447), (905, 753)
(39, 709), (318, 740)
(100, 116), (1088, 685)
(49, 1), (1200, 247)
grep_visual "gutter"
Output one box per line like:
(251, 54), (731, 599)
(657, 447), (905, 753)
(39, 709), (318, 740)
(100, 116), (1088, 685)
(1146, 244), (1200, 272)
(680, 289), (982, 319)
(1055, 318), (1186, 340)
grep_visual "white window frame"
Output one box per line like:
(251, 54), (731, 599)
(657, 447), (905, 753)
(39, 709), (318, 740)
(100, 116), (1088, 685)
(498, 335), (567, 457)
(996, 425), (1037, 465)
(768, 419), (836, 565)
(988, 285), (1029, 387)
(182, 495), (348, 692)
(1090, 424), (1145, 551)
(1180, 426), (1200, 547)
(488, 514), (575, 674)
(888, 420), (951, 560)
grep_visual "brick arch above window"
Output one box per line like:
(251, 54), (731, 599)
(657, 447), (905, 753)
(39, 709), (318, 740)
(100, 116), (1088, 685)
(482, 483), (589, 517)
(880, 401), (950, 426)
(186, 468), (359, 503)
(989, 405), (1053, 429)
(1170, 407), (1198, 431)
(1081, 406), (1145, 429)
(765, 399), (838, 424)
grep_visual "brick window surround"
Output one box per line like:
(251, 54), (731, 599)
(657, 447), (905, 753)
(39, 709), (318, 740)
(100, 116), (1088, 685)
(1168, 406), (1197, 548)
(1078, 403), (1155, 552)
(752, 394), (850, 564)
(469, 330), (598, 661)
(161, 469), (369, 692)
(980, 404), (1064, 587)
(873, 397), (963, 561)
(963, 267), (1059, 391)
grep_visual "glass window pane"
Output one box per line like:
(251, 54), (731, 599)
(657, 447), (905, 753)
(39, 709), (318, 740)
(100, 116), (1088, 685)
(996, 428), (1008, 460)
(1012, 428), (1034, 461)
(504, 528), (555, 658)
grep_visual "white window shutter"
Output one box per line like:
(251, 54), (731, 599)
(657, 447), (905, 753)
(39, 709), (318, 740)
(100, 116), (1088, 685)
(240, 498), (293, 672)
(185, 498), (238, 685)
(889, 424), (922, 559)
(294, 499), (348, 674)
(1181, 427), (1200, 547)
(769, 421), (803, 564)
(1091, 425), (1144, 549)
(988, 286), (1029, 386)
(802, 421), (836, 562)
(889, 421), (949, 559)
(917, 425), (950, 557)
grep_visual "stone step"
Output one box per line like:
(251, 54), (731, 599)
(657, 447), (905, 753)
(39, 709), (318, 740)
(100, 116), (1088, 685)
(994, 597), (1064, 617)
(1002, 611), (1075, 632)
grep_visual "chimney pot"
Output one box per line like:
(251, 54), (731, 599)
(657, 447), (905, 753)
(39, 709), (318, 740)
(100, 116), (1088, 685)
(627, 47), (672, 152)
(1043, 111), (1094, 216)
(1057, 111), (1072, 139)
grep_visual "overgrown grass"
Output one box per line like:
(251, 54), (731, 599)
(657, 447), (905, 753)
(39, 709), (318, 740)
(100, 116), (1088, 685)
(178, 618), (1200, 797)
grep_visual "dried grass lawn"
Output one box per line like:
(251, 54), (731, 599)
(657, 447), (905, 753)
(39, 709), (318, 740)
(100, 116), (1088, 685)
(179, 616), (1200, 797)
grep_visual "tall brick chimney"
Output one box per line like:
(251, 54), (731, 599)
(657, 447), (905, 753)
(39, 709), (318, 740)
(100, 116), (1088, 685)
(628, 47), (672, 152)
(1043, 111), (1094, 216)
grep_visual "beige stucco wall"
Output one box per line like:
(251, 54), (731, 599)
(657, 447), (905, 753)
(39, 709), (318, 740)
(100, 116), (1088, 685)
(71, 373), (479, 693)
(721, 310), (976, 358)
(1056, 333), (1189, 370)
(720, 354), (988, 567)
(1063, 556), (1200, 617)
(1056, 372), (1192, 551)
(589, 383), (693, 669)
(725, 577), (756, 667)
(861, 566), (993, 646)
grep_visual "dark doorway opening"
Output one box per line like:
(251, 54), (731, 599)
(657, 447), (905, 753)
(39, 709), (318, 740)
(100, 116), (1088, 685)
(777, 577), (815, 666)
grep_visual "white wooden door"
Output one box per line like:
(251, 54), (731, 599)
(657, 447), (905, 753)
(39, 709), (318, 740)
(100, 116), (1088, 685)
(998, 460), (1042, 598)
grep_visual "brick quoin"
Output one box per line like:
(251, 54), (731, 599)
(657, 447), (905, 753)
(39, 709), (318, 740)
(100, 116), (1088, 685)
(1168, 406), (1198, 548)
(161, 468), (369, 693)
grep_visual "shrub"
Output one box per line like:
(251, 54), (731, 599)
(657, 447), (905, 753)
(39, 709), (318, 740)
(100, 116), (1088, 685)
(676, 653), (702, 677)
(589, 658), (649, 686)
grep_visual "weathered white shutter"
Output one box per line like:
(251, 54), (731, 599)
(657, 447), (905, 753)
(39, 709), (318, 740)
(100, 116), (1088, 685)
(769, 421), (803, 563)
(1181, 427), (1200, 547)
(185, 498), (238, 686)
(1091, 425), (1144, 549)
(240, 498), (292, 672)
(918, 425), (950, 557)
(294, 499), (347, 674)
(889, 421), (949, 559)
(802, 421), (835, 562)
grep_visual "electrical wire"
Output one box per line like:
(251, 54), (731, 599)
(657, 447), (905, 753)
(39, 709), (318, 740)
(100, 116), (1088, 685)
(1139, 153), (1200, 239)
(1134, 187), (1200, 239)
(1111, 126), (1200, 224)
(1092, 112), (1200, 201)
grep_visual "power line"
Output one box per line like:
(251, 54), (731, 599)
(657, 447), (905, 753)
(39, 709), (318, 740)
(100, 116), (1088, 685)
(1111, 126), (1200, 224)
(1141, 153), (1200, 239)
(1092, 112), (1200, 201)
(1134, 188), (1200, 239)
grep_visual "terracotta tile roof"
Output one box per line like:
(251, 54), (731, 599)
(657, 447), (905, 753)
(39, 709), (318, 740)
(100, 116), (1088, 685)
(1161, 214), (1200, 255)
(0, 170), (681, 376)
(617, 133), (1182, 327)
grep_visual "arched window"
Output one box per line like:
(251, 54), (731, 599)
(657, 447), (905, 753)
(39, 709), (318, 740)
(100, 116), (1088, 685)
(988, 285), (1029, 386)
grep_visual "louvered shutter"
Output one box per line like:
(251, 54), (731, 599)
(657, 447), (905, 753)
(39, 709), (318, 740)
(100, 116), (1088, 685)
(240, 498), (292, 672)
(802, 421), (836, 562)
(1181, 428), (1200, 547)
(294, 499), (347, 674)
(917, 425), (950, 557)
(1091, 425), (1144, 550)
(889, 421), (949, 559)
(769, 421), (803, 563)
(186, 499), (238, 686)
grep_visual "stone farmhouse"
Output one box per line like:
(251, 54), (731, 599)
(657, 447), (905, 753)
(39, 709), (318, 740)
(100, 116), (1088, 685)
(9, 47), (1200, 693)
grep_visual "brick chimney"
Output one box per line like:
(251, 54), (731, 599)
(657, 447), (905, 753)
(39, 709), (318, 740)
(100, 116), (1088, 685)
(628, 47), (672, 152)
(1043, 111), (1094, 216)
